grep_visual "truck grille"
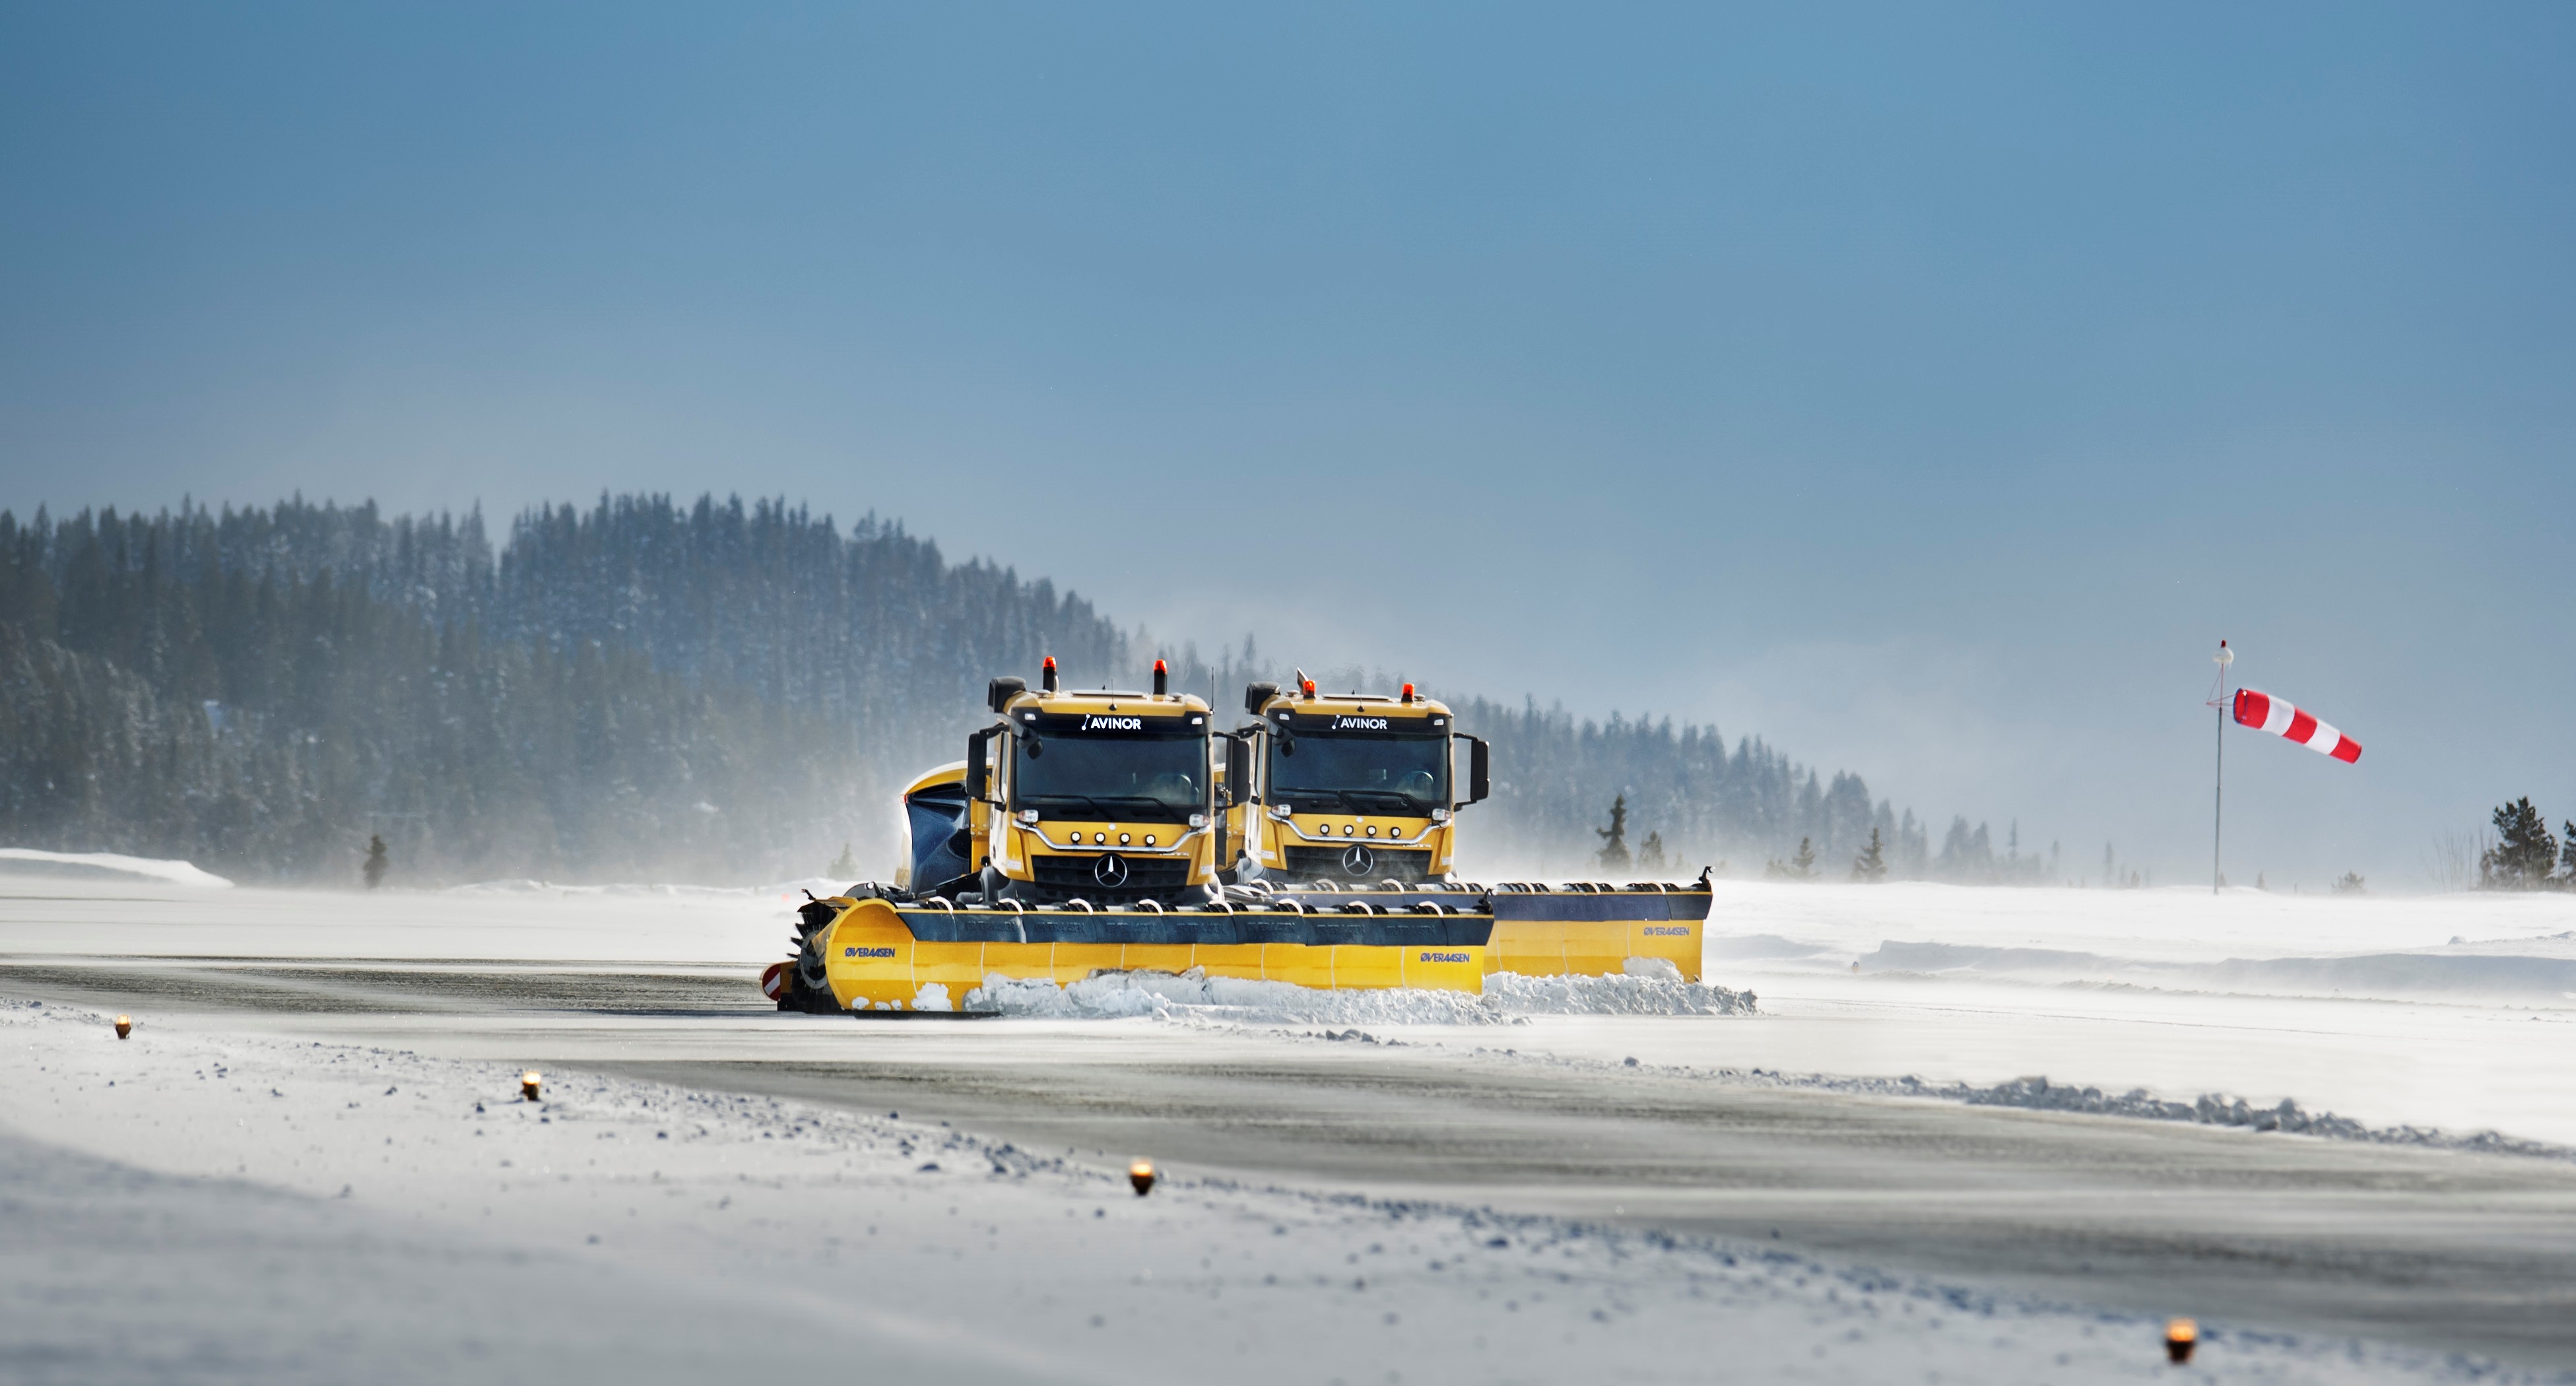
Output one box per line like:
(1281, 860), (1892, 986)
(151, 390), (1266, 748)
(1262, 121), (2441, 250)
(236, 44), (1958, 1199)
(1024, 853), (1195, 904)
(1280, 845), (1433, 883)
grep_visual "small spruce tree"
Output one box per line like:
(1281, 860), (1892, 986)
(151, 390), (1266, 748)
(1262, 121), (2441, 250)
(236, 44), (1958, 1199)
(1596, 795), (1632, 873)
(1790, 836), (1817, 879)
(362, 834), (389, 890)
(2480, 798), (2559, 890)
(1637, 830), (1666, 874)
(829, 842), (859, 879)
(2332, 872), (2366, 896)
(1851, 828), (1887, 883)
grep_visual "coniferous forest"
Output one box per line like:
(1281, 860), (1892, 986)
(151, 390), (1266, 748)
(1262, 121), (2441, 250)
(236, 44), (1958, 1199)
(0, 494), (2044, 886)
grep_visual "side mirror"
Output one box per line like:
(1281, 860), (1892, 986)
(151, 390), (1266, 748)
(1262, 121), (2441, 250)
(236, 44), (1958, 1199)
(965, 727), (999, 802)
(1223, 735), (1253, 807)
(1457, 735), (1490, 807)
(1243, 681), (1280, 715)
(987, 676), (1026, 713)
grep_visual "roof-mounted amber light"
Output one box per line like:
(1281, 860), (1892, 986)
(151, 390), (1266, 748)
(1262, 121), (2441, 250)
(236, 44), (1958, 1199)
(1401, 682), (1415, 704)
(1041, 655), (1059, 694)
(1152, 659), (1168, 696)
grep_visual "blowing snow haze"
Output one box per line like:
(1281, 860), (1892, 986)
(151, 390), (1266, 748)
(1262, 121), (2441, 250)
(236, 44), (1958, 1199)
(3, 5), (2569, 886)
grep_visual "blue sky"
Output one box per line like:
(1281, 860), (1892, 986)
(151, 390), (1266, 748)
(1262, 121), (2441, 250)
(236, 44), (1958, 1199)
(4, 3), (2569, 886)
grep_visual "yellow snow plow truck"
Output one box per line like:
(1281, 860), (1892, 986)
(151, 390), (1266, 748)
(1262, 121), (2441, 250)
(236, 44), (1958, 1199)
(768, 660), (1708, 1014)
(1231, 674), (1709, 981)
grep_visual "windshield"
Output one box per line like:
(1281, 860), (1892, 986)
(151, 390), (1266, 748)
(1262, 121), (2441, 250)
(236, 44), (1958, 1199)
(1013, 731), (1207, 823)
(1269, 732), (1448, 815)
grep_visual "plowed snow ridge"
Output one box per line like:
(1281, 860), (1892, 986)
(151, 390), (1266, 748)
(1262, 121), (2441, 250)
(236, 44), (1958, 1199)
(963, 968), (1757, 1024)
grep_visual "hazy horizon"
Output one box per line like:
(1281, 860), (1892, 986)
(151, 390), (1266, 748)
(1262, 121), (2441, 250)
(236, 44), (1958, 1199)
(7, 5), (2570, 888)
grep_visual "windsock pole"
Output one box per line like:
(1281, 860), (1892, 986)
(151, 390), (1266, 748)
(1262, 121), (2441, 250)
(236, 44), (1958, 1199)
(2210, 640), (2233, 896)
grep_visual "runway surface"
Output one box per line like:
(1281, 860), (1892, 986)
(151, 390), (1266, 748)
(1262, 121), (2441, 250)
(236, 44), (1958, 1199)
(10, 945), (2576, 1370)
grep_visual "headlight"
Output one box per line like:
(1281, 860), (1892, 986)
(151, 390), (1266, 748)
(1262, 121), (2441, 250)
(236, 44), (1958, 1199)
(1268, 804), (1292, 820)
(1188, 813), (1208, 828)
(1017, 808), (1039, 824)
(1432, 808), (1451, 822)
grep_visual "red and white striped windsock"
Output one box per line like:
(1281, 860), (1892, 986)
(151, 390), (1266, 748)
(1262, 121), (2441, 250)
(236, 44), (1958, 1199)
(2231, 688), (2361, 764)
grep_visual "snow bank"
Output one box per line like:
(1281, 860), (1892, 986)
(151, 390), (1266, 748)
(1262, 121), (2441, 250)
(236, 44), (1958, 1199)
(966, 969), (1506, 1024)
(0, 848), (232, 888)
(1709, 878), (2576, 972)
(1736, 1069), (2576, 1164)
(964, 966), (1756, 1025)
(1863, 939), (2576, 1003)
(1485, 966), (1758, 1016)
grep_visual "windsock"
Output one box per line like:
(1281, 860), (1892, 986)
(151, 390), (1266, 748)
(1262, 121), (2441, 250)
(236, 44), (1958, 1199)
(2232, 688), (2361, 764)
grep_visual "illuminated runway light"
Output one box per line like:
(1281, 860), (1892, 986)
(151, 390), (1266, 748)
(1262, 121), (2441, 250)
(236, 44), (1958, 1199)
(2165, 1318), (2197, 1365)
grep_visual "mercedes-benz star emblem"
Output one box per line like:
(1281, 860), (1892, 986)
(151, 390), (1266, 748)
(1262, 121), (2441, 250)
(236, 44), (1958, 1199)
(1340, 843), (1375, 876)
(1092, 853), (1131, 888)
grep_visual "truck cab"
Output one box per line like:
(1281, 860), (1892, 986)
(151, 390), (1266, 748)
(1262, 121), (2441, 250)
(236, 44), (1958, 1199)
(1231, 676), (1489, 886)
(958, 657), (1247, 906)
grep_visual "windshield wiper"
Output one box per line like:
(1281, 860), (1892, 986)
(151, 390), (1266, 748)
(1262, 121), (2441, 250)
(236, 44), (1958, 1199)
(1089, 793), (1195, 821)
(1276, 786), (1439, 814)
(1023, 793), (1116, 819)
(1338, 788), (1428, 812)
(1024, 793), (1194, 823)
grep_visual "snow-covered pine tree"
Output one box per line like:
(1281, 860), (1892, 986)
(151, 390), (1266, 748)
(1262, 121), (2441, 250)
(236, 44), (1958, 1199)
(1595, 795), (1632, 873)
(2480, 798), (2558, 890)
(1851, 828), (1886, 882)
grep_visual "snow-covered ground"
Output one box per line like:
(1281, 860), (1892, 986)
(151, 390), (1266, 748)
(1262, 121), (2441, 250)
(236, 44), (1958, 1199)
(1680, 880), (2576, 1145)
(7, 870), (2575, 1146)
(10, 866), (2576, 1379)
(0, 995), (2515, 1385)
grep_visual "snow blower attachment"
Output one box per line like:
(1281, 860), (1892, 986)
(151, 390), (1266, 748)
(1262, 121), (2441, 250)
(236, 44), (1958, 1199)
(770, 660), (1709, 1014)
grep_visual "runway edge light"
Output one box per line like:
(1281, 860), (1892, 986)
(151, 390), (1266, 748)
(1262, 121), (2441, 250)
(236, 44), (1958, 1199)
(1129, 1160), (1156, 1196)
(521, 1071), (543, 1102)
(2165, 1317), (2197, 1365)
(113, 1014), (131, 1039)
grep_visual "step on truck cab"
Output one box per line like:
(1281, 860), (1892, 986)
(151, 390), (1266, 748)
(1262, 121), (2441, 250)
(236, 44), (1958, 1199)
(1231, 673), (1489, 886)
